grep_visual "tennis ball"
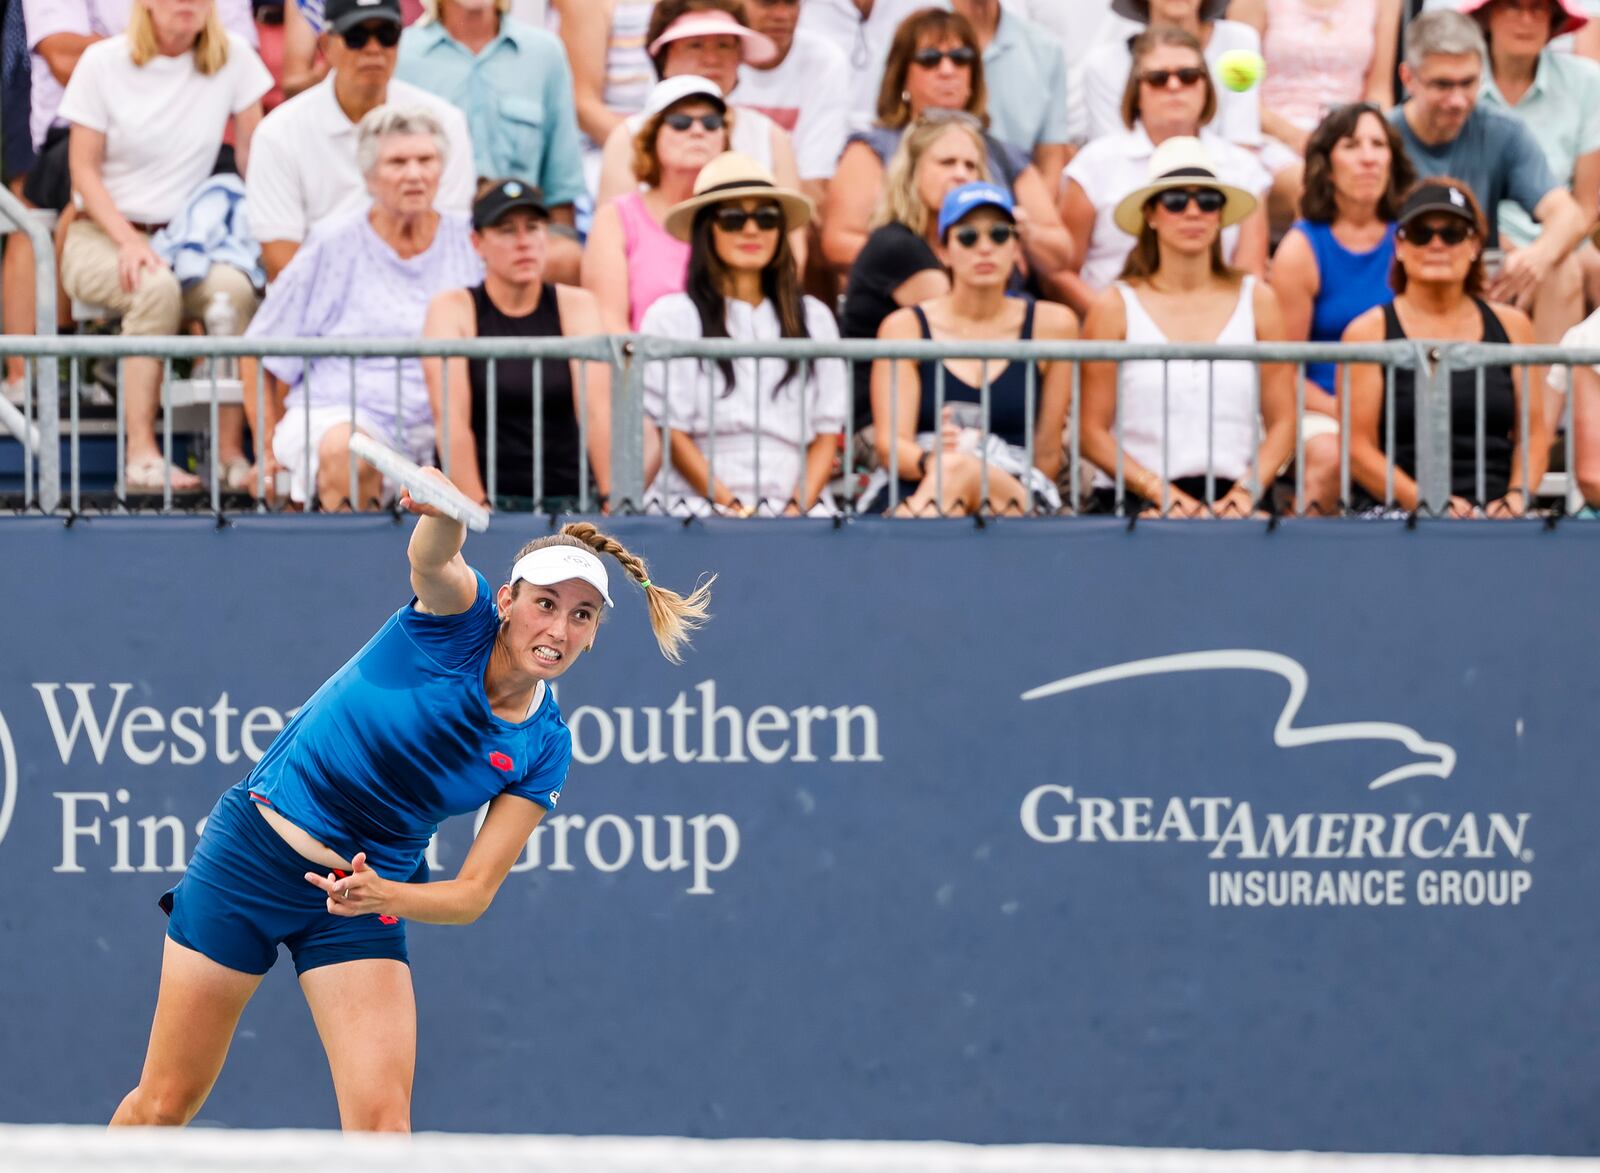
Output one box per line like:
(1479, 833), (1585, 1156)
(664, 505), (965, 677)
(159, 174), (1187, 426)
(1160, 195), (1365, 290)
(1216, 49), (1265, 93)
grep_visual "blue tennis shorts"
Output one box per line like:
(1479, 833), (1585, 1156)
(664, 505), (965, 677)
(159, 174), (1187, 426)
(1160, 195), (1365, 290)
(160, 782), (421, 976)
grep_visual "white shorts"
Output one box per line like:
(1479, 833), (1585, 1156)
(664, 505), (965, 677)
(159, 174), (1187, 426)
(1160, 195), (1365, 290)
(272, 404), (435, 505)
(1301, 413), (1340, 442)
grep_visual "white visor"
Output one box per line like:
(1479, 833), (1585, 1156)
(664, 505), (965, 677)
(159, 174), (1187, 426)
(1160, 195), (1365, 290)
(511, 547), (614, 607)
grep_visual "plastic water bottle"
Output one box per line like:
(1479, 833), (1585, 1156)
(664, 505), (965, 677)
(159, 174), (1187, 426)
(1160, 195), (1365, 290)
(203, 291), (238, 383)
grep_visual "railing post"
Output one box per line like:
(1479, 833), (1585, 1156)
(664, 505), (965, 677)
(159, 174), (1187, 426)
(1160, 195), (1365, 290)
(0, 186), (59, 512)
(610, 337), (646, 511)
(1414, 343), (1452, 516)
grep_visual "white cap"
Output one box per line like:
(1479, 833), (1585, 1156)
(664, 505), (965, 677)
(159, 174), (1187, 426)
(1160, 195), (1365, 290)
(641, 75), (725, 122)
(511, 547), (614, 607)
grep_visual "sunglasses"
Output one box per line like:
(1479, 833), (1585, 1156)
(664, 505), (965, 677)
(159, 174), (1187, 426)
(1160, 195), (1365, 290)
(1151, 187), (1227, 214)
(952, 223), (1017, 248)
(341, 21), (401, 48)
(1141, 66), (1208, 89)
(910, 46), (977, 69)
(1399, 221), (1474, 245)
(663, 111), (727, 133)
(713, 205), (784, 232)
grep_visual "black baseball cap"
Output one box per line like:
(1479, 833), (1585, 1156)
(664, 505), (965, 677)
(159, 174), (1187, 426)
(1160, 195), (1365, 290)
(325, 0), (402, 35)
(473, 179), (550, 230)
(1398, 181), (1477, 229)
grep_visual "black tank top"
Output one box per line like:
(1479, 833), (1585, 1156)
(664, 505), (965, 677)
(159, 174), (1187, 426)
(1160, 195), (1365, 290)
(1380, 298), (1516, 503)
(467, 284), (581, 503)
(910, 299), (1039, 448)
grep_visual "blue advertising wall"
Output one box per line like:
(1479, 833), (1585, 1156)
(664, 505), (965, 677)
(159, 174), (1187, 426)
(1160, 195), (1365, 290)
(0, 516), (1596, 1154)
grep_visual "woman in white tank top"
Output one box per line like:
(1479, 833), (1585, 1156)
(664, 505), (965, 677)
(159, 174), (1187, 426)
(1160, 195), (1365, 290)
(1079, 137), (1297, 517)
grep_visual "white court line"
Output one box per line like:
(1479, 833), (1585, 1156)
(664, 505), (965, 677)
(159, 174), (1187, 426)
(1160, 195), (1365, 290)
(2, 1128), (1595, 1173)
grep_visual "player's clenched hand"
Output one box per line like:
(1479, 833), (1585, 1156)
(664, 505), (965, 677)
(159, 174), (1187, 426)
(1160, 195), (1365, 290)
(304, 851), (391, 917)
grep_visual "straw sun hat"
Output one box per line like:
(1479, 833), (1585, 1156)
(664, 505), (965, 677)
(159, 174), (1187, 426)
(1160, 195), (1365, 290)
(1111, 136), (1257, 237)
(662, 152), (815, 242)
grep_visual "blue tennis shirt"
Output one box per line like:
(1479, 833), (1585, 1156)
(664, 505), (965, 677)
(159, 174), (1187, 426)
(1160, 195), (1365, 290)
(246, 570), (571, 878)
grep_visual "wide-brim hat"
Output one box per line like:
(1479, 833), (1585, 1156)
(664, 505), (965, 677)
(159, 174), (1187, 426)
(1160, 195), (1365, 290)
(663, 152), (814, 241)
(1112, 136), (1257, 236)
(648, 10), (779, 66)
(1461, 0), (1587, 38)
(1113, 0), (1230, 25)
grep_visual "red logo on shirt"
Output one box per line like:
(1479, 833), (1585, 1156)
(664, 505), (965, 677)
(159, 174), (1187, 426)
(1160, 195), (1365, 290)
(489, 752), (514, 772)
(378, 915), (400, 926)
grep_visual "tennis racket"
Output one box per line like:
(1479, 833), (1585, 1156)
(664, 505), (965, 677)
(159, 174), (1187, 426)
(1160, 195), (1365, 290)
(348, 433), (491, 533)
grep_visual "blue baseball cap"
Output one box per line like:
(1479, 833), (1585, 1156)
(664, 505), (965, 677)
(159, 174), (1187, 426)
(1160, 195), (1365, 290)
(937, 182), (1015, 238)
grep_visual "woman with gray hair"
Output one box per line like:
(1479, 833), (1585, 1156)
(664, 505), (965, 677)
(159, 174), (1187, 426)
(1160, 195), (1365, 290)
(244, 105), (484, 513)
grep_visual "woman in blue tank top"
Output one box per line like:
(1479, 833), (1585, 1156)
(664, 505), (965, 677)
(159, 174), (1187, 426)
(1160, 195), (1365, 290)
(1271, 103), (1416, 515)
(109, 502), (712, 1132)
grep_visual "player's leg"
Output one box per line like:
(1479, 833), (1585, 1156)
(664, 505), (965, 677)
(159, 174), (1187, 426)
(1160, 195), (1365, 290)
(298, 958), (417, 1132)
(111, 937), (264, 1126)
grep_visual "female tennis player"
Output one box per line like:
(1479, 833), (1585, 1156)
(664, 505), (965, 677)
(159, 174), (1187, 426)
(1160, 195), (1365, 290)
(110, 476), (711, 1131)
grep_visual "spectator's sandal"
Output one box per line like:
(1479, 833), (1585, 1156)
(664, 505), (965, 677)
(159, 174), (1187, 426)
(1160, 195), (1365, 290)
(124, 455), (203, 495)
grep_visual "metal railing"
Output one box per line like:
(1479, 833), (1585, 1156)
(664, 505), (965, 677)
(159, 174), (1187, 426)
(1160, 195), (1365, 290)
(0, 332), (1591, 521)
(0, 184), (60, 513)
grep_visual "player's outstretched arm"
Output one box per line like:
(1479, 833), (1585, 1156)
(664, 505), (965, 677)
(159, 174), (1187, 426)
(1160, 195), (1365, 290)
(404, 468), (478, 616)
(306, 794), (545, 926)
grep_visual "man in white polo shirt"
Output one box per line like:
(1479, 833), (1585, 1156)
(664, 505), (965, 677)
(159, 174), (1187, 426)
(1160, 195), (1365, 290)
(245, 0), (475, 281)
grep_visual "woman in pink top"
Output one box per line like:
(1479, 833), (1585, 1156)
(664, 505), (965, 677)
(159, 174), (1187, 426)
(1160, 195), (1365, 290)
(582, 74), (730, 331)
(1231, 0), (1403, 225)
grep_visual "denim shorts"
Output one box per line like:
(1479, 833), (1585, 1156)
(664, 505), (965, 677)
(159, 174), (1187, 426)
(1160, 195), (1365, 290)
(161, 782), (419, 976)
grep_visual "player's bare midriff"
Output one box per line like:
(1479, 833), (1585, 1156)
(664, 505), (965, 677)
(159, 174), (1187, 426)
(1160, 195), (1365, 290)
(254, 802), (355, 871)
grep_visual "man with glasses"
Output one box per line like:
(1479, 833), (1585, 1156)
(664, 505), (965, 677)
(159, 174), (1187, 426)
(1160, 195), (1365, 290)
(1390, 9), (1588, 314)
(246, 0), (476, 281)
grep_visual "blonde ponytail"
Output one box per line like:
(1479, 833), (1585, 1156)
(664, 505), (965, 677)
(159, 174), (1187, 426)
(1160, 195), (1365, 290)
(510, 524), (713, 664)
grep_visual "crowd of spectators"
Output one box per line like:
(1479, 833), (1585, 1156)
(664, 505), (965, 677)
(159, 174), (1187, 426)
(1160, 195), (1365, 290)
(2, 0), (1600, 516)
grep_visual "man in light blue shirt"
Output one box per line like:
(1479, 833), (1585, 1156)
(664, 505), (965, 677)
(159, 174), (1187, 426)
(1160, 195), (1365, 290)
(1390, 10), (1588, 324)
(953, 0), (1069, 193)
(398, 0), (585, 281)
